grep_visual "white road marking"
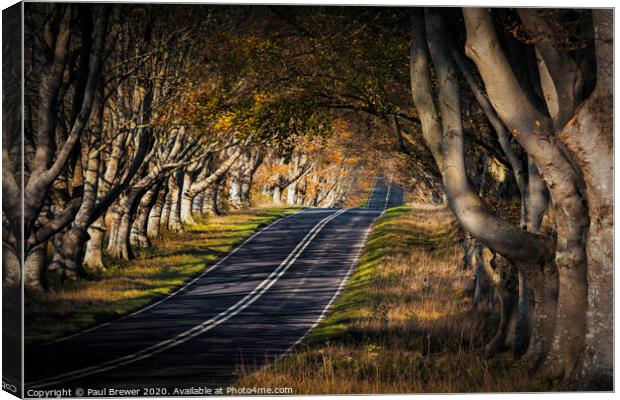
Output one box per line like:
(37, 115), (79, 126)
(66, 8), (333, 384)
(34, 209), (306, 348)
(270, 187), (394, 367)
(273, 212), (376, 365)
(366, 176), (380, 209)
(384, 180), (392, 210)
(29, 208), (349, 388)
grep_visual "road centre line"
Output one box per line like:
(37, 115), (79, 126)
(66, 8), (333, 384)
(29, 208), (349, 388)
(366, 176), (380, 209)
(384, 180), (391, 210)
(273, 211), (376, 366)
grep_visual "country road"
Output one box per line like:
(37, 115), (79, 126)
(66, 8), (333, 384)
(25, 177), (403, 395)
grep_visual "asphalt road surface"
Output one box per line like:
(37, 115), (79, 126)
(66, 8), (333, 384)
(25, 176), (403, 396)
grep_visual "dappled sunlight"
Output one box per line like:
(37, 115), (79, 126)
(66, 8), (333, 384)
(239, 204), (542, 393)
(24, 207), (298, 345)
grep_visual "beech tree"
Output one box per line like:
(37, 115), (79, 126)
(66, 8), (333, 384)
(408, 8), (611, 387)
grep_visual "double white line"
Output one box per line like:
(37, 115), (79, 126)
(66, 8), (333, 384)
(273, 212), (375, 365)
(366, 176), (380, 209)
(29, 208), (349, 389)
(35, 211), (305, 349)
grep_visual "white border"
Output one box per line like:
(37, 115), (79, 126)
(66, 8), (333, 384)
(0, 2), (617, 400)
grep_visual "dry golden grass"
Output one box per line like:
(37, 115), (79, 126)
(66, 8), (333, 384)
(25, 206), (300, 345)
(239, 204), (548, 393)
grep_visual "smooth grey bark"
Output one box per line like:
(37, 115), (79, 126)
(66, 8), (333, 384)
(192, 192), (204, 217)
(287, 181), (301, 205)
(239, 148), (263, 208)
(326, 178), (349, 208)
(411, 9), (562, 365)
(24, 243), (47, 291)
(83, 221), (105, 270)
(471, 68), (551, 359)
(160, 187), (172, 230)
(21, 13), (106, 284)
(23, 6), (108, 253)
(2, 4), (23, 289)
(228, 148), (262, 209)
(478, 249), (518, 355)
(452, 48), (529, 226)
(106, 204), (122, 252)
(201, 177), (222, 216)
(111, 211), (133, 260)
(284, 154), (313, 206)
(518, 9), (584, 130)
(525, 158), (549, 232)
(147, 185), (168, 239)
(463, 8), (590, 382)
(411, 10), (552, 266)
(314, 174), (341, 207)
(512, 157), (551, 360)
(167, 169), (184, 232)
(180, 170), (198, 224)
(229, 177), (243, 208)
(270, 154), (313, 206)
(131, 183), (161, 248)
(272, 186), (282, 205)
(48, 96), (104, 281)
(182, 147), (242, 221)
(83, 131), (127, 269)
(107, 169), (166, 260)
(514, 271), (532, 358)
(469, 243), (492, 312)
(2, 246), (21, 288)
(554, 10), (613, 387)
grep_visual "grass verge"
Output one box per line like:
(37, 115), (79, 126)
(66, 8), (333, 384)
(25, 206), (300, 346)
(238, 204), (547, 393)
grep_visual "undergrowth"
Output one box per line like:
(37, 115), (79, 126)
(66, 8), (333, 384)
(24, 207), (299, 345)
(238, 204), (551, 393)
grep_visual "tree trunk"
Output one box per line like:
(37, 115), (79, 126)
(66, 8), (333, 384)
(83, 220), (105, 270)
(521, 263), (559, 369)
(181, 146), (244, 214)
(50, 111), (103, 281)
(106, 204), (122, 252)
(167, 171), (183, 232)
(51, 227), (90, 280)
(239, 173), (253, 208)
(147, 186), (168, 239)
(159, 189), (172, 231)
(108, 189), (144, 260)
(2, 247), (21, 288)
(413, 10), (552, 264)
(180, 192), (195, 225)
(286, 182), (297, 206)
(513, 271), (532, 358)
(24, 243), (47, 291)
(554, 10), (612, 388)
(109, 211), (133, 260)
(229, 176), (243, 209)
(192, 192), (204, 217)
(272, 186), (282, 205)
(180, 171), (196, 225)
(479, 250), (519, 355)
(131, 184), (160, 248)
(202, 181), (220, 216)
(238, 148), (262, 208)
(412, 10), (565, 375)
(463, 9), (590, 381)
